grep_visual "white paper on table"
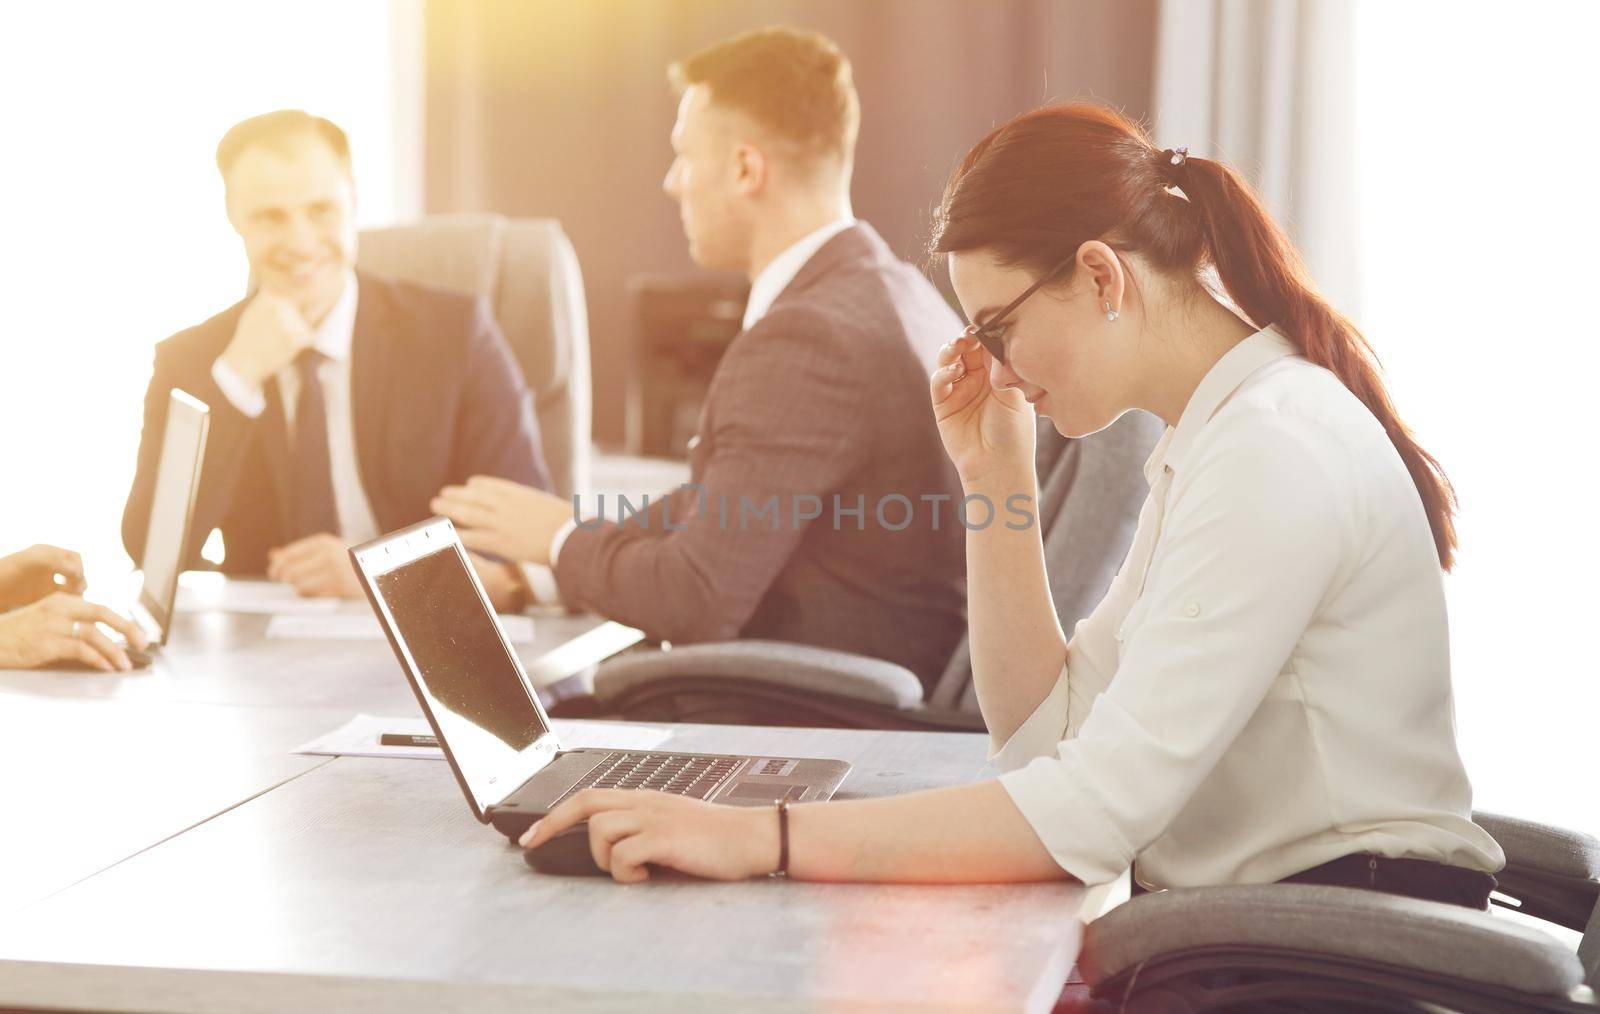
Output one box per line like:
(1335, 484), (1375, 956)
(265, 612), (535, 642)
(293, 713), (673, 760)
(176, 578), (339, 615)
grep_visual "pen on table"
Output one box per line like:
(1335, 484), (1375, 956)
(379, 733), (440, 748)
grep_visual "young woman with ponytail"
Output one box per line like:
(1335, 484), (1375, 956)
(517, 102), (1505, 907)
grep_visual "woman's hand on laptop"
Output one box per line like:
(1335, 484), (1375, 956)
(519, 789), (780, 883)
(0, 592), (147, 672)
(431, 476), (570, 566)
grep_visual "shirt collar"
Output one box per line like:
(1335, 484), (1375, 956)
(311, 271), (359, 362)
(1145, 324), (1300, 484)
(742, 217), (857, 330)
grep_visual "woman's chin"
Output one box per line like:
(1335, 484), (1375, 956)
(1048, 405), (1115, 440)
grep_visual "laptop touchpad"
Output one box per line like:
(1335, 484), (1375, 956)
(725, 782), (807, 803)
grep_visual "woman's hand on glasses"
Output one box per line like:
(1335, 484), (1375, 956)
(929, 334), (1036, 487)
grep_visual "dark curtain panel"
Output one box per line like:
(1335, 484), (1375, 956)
(425, 0), (1159, 447)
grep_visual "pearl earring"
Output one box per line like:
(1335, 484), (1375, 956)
(1104, 301), (1119, 323)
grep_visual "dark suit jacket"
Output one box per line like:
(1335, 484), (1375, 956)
(122, 270), (551, 574)
(555, 223), (966, 690)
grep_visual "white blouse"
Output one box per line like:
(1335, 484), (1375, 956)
(994, 326), (1504, 889)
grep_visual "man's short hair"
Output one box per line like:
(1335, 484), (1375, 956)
(669, 27), (860, 165)
(215, 109), (352, 180)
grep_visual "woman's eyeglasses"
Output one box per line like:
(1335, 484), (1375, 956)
(962, 253), (1076, 365)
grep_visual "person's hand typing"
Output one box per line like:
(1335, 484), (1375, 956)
(0, 592), (148, 672)
(266, 533), (361, 599)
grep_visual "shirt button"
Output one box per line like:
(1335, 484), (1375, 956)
(1184, 602), (1201, 618)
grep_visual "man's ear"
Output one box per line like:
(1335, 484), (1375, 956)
(733, 143), (768, 197)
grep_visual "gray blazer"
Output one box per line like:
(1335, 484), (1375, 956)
(555, 223), (967, 689)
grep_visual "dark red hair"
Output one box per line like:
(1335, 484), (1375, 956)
(931, 101), (1458, 570)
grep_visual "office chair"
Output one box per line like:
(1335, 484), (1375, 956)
(357, 214), (593, 499)
(1072, 810), (1600, 1012)
(549, 412), (1163, 731)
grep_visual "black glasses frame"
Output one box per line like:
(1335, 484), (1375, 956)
(961, 253), (1077, 365)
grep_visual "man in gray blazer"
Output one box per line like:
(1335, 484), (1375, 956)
(434, 27), (967, 689)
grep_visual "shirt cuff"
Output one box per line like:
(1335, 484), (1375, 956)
(211, 358), (267, 418)
(989, 663), (1071, 767)
(520, 563), (562, 606)
(999, 747), (1135, 886)
(548, 518), (579, 567)
(992, 665), (1137, 885)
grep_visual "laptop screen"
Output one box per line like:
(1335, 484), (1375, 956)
(372, 538), (553, 810)
(139, 389), (208, 641)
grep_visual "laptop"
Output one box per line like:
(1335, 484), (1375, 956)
(125, 389), (211, 661)
(350, 516), (852, 845)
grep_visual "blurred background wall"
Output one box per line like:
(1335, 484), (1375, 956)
(422, 0), (1160, 447)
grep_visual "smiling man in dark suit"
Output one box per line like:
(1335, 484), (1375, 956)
(122, 110), (550, 606)
(433, 28), (967, 689)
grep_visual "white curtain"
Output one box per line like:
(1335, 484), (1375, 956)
(1157, 0), (1600, 836)
(1153, 0), (1360, 316)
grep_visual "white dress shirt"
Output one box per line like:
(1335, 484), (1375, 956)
(740, 216), (857, 330)
(210, 273), (381, 545)
(520, 217), (859, 605)
(993, 326), (1505, 890)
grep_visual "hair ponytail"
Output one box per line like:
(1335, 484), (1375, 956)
(932, 101), (1458, 570)
(1178, 156), (1458, 569)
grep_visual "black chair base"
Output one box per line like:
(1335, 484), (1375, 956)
(1493, 867), (1600, 932)
(548, 677), (986, 732)
(1086, 944), (1593, 1014)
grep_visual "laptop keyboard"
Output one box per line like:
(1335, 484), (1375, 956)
(552, 751), (743, 806)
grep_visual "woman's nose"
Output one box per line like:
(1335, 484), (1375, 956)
(989, 355), (1021, 390)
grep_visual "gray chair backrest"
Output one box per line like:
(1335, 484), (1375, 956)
(1583, 897), (1599, 988)
(357, 214), (592, 498)
(929, 411), (1164, 710)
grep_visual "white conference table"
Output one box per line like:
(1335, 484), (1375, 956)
(0, 578), (1091, 1012)
(0, 578), (642, 713)
(0, 694), (343, 913)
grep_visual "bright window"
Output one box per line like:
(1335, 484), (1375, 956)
(0, 1), (415, 576)
(1354, 1), (1600, 832)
